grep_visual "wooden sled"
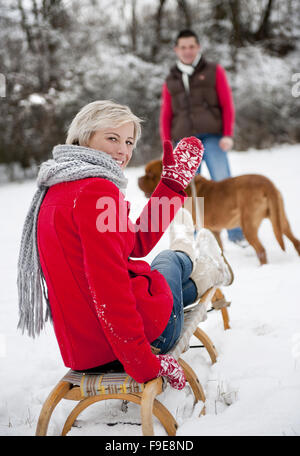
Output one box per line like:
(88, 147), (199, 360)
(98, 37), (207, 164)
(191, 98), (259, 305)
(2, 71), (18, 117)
(35, 286), (230, 436)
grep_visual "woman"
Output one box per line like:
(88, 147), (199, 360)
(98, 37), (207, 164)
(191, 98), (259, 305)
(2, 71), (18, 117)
(17, 100), (232, 390)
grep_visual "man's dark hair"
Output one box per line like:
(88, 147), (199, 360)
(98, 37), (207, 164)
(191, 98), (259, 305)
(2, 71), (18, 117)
(175, 29), (199, 45)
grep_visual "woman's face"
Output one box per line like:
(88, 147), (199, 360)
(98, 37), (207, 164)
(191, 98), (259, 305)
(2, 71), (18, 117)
(86, 122), (135, 169)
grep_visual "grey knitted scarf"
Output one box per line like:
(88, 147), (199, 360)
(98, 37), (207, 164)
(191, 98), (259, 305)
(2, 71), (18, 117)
(17, 144), (128, 338)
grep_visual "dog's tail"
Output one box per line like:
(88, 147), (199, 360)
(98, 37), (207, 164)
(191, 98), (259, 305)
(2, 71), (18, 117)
(267, 182), (285, 251)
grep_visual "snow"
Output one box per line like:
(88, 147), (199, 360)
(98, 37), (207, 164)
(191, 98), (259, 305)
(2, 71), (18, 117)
(0, 144), (300, 436)
(28, 94), (46, 105)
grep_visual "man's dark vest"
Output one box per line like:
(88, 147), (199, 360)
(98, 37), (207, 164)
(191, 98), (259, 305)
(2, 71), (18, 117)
(166, 56), (222, 141)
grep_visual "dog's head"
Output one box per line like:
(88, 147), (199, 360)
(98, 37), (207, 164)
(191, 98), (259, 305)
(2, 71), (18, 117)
(138, 159), (162, 198)
(138, 158), (208, 198)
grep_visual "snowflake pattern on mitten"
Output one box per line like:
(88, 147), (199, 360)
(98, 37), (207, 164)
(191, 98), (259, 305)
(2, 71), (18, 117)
(156, 354), (186, 390)
(162, 137), (204, 190)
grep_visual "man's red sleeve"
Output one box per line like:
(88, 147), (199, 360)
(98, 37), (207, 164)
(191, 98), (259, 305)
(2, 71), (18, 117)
(215, 65), (235, 137)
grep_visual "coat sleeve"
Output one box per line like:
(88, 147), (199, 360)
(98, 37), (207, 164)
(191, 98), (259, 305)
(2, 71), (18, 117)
(73, 181), (161, 383)
(131, 181), (187, 258)
(215, 64), (235, 137)
(159, 82), (173, 144)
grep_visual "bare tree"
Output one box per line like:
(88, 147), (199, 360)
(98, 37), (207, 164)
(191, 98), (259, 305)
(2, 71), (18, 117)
(228, 0), (244, 46)
(255, 0), (274, 40)
(129, 0), (138, 52)
(151, 0), (167, 61)
(16, 0), (70, 91)
(213, 0), (228, 21)
(177, 0), (192, 28)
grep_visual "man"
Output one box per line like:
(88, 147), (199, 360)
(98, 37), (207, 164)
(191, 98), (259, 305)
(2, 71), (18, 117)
(160, 29), (246, 246)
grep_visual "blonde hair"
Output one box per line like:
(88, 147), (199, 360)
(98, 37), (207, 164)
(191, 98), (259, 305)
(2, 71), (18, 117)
(66, 100), (143, 147)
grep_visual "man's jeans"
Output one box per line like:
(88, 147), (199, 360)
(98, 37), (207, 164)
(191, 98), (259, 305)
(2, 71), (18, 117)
(195, 133), (244, 243)
(150, 250), (197, 354)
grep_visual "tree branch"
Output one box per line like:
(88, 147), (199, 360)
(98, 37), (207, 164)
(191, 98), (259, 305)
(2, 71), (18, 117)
(255, 0), (274, 40)
(151, 0), (167, 61)
(17, 0), (36, 53)
(177, 0), (192, 28)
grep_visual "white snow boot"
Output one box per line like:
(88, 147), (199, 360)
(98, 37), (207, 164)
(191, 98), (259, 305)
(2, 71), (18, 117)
(169, 208), (196, 268)
(190, 228), (234, 299)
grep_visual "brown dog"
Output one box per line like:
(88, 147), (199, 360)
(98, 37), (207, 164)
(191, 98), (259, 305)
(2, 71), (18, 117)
(138, 159), (300, 265)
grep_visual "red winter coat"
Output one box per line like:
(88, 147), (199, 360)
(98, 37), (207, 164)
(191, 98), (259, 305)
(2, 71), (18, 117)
(37, 177), (186, 383)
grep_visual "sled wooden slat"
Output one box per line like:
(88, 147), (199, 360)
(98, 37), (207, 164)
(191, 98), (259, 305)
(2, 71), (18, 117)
(35, 286), (230, 436)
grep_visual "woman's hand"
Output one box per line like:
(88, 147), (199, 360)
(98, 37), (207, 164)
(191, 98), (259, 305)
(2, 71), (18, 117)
(161, 137), (204, 191)
(156, 354), (186, 390)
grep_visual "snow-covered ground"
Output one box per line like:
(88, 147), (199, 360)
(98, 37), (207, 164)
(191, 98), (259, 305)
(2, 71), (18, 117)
(0, 144), (300, 436)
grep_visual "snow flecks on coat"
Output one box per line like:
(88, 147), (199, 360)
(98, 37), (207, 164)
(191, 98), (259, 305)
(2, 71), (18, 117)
(95, 300), (132, 345)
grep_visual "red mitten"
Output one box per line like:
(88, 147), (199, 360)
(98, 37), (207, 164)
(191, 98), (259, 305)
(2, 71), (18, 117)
(156, 354), (186, 390)
(161, 137), (204, 192)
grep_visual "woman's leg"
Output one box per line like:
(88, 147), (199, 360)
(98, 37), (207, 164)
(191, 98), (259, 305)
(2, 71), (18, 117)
(150, 250), (197, 354)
